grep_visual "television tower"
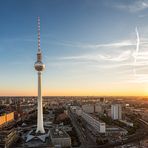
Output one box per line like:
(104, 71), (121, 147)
(34, 17), (45, 133)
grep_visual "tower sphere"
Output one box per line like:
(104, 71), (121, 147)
(34, 61), (45, 71)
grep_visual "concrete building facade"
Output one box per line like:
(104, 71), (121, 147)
(111, 104), (122, 120)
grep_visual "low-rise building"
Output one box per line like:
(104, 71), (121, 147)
(120, 120), (133, 127)
(50, 128), (71, 148)
(0, 128), (19, 148)
(106, 127), (127, 136)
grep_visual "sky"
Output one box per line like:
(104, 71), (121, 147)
(1, 0), (148, 96)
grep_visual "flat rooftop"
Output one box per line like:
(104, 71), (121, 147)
(50, 128), (70, 139)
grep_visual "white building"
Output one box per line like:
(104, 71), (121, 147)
(70, 106), (106, 133)
(111, 104), (122, 120)
(81, 111), (106, 133)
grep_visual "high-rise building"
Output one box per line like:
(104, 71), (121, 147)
(34, 17), (45, 133)
(111, 104), (122, 120)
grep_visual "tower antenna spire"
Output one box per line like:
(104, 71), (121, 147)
(37, 16), (41, 52)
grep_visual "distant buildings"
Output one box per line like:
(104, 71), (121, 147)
(50, 128), (71, 147)
(82, 103), (102, 114)
(111, 104), (122, 120)
(100, 97), (105, 103)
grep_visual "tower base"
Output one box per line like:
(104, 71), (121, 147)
(25, 128), (49, 143)
(36, 127), (45, 134)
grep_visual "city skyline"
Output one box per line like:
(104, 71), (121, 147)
(1, 0), (148, 96)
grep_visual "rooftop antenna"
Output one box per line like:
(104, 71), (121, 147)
(37, 16), (41, 52)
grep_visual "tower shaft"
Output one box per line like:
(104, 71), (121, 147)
(36, 71), (45, 133)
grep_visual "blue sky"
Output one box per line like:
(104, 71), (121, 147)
(1, 0), (148, 96)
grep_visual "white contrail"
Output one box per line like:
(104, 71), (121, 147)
(134, 27), (140, 75)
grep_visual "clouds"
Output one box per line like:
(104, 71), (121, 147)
(56, 38), (135, 63)
(53, 39), (135, 50)
(113, 0), (148, 13)
(48, 33), (148, 84)
(60, 50), (132, 62)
